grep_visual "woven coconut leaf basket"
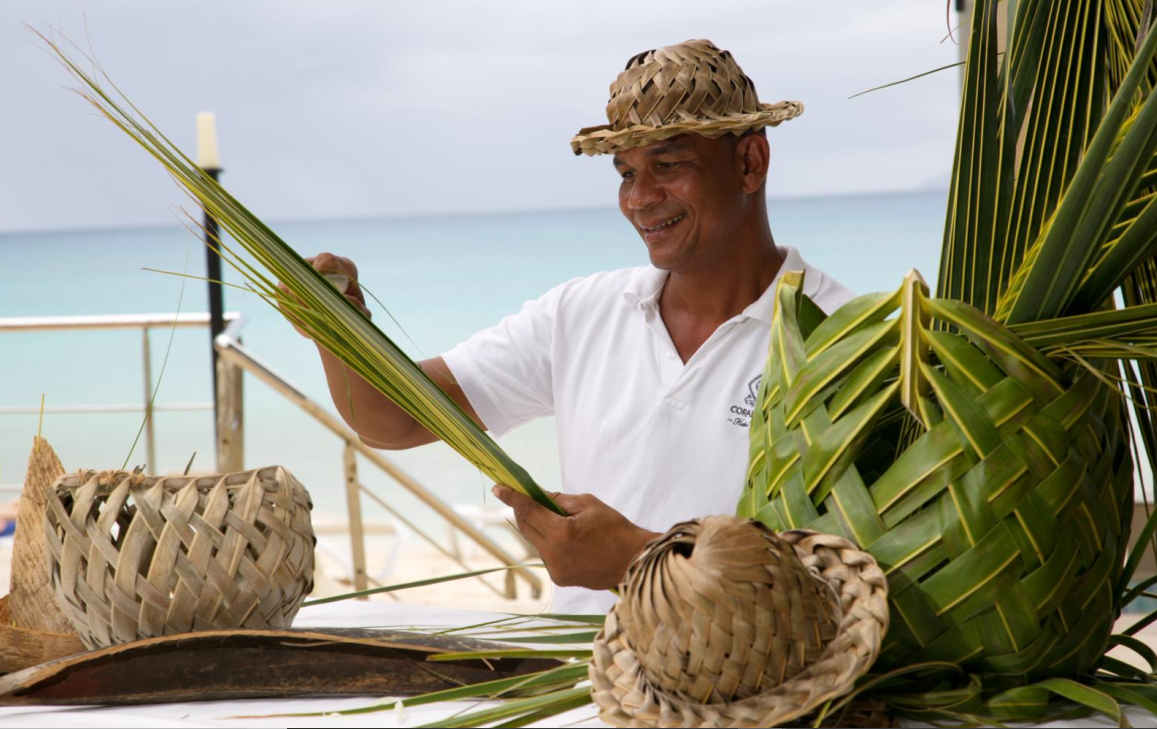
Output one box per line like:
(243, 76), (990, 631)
(740, 271), (1133, 685)
(44, 467), (315, 650)
(732, 0), (1157, 716)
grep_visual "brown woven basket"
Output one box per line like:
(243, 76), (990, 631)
(590, 516), (889, 728)
(0, 437), (86, 673)
(44, 466), (315, 650)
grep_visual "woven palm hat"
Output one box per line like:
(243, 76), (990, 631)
(589, 516), (889, 728)
(570, 39), (803, 156)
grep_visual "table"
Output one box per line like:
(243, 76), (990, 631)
(0, 601), (604, 728)
(0, 601), (1151, 728)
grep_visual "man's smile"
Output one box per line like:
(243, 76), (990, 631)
(640, 213), (687, 244)
(641, 213), (686, 232)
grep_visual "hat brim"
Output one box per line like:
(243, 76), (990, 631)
(570, 100), (804, 156)
(589, 528), (888, 728)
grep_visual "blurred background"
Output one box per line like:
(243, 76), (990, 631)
(0, 0), (965, 604)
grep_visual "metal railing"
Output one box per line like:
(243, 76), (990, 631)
(0, 312), (241, 474)
(213, 316), (542, 599)
(0, 312), (542, 600)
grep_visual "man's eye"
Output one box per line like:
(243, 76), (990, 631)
(620, 170), (634, 180)
(658, 161), (679, 170)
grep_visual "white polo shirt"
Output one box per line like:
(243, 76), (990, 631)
(441, 246), (854, 614)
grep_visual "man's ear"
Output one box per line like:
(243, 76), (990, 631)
(737, 134), (770, 195)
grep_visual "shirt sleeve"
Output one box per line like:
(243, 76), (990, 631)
(440, 284), (562, 437)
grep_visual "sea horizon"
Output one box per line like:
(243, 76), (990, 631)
(0, 186), (949, 238)
(1, 189), (956, 534)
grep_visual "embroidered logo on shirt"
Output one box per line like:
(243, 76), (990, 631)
(745, 375), (762, 407)
(728, 375), (762, 428)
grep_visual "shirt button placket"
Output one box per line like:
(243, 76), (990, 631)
(660, 349), (683, 392)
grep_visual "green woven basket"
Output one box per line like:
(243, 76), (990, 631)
(740, 271), (1133, 686)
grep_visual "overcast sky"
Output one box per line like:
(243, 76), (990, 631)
(0, 0), (963, 233)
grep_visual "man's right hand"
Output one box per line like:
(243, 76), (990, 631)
(278, 251), (486, 449)
(278, 252), (372, 339)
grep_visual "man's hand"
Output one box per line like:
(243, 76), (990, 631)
(491, 485), (660, 590)
(278, 252), (372, 339)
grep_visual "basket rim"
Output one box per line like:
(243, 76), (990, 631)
(589, 523), (889, 727)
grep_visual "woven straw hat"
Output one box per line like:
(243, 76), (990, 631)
(589, 516), (889, 728)
(570, 39), (803, 156)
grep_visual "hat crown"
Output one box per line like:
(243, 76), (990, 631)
(605, 39), (764, 133)
(571, 39), (802, 156)
(614, 516), (841, 702)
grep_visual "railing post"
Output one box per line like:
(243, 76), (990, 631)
(343, 443), (369, 596)
(214, 340), (544, 598)
(141, 326), (156, 473)
(215, 336), (244, 473)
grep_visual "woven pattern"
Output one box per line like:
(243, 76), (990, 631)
(0, 437), (86, 673)
(740, 270), (1134, 682)
(589, 516), (888, 728)
(10, 436), (73, 634)
(571, 39), (803, 156)
(44, 466), (315, 650)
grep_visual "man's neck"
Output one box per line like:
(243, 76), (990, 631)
(661, 239), (785, 322)
(658, 234), (785, 362)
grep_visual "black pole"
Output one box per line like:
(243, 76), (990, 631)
(204, 166), (224, 451)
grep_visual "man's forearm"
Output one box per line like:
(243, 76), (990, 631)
(315, 344), (430, 448)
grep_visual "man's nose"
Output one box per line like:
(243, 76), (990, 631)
(626, 171), (664, 210)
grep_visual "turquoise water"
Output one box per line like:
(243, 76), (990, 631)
(0, 192), (946, 527)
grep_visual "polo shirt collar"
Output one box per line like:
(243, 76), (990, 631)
(621, 246), (808, 325)
(622, 267), (667, 311)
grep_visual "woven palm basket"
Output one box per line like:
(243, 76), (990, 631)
(1, 437), (86, 673)
(739, 270), (1134, 684)
(590, 515), (889, 728)
(44, 466), (315, 650)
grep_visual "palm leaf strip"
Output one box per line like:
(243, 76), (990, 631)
(35, 29), (561, 515)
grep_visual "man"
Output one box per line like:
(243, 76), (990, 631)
(293, 40), (853, 614)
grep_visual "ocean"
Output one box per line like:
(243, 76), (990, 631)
(0, 192), (946, 530)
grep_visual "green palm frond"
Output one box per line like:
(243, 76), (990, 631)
(742, 272), (1140, 721)
(742, 0), (1157, 722)
(998, 3), (1157, 322)
(937, 0), (1011, 314)
(36, 29), (561, 515)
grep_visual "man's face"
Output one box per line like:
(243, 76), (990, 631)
(613, 134), (750, 272)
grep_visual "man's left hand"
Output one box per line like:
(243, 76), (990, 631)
(491, 485), (660, 590)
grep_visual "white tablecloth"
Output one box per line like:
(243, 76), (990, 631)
(0, 601), (1151, 728)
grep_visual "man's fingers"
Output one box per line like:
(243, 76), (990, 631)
(492, 484), (516, 505)
(277, 251), (373, 332)
(492, 485), (549, 541)
(303, 253), (369, 316)
(313, 252), (359, 280)
(350, 296), (372, 318)
(492, 485), (537, 526)
(345, 279), (370, 312)
(553, 491), (598, 513)
(342, 256), (359, 280)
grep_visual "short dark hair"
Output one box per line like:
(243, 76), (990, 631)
(724, 127), (767, 148)
(724, 127), (768, 192)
